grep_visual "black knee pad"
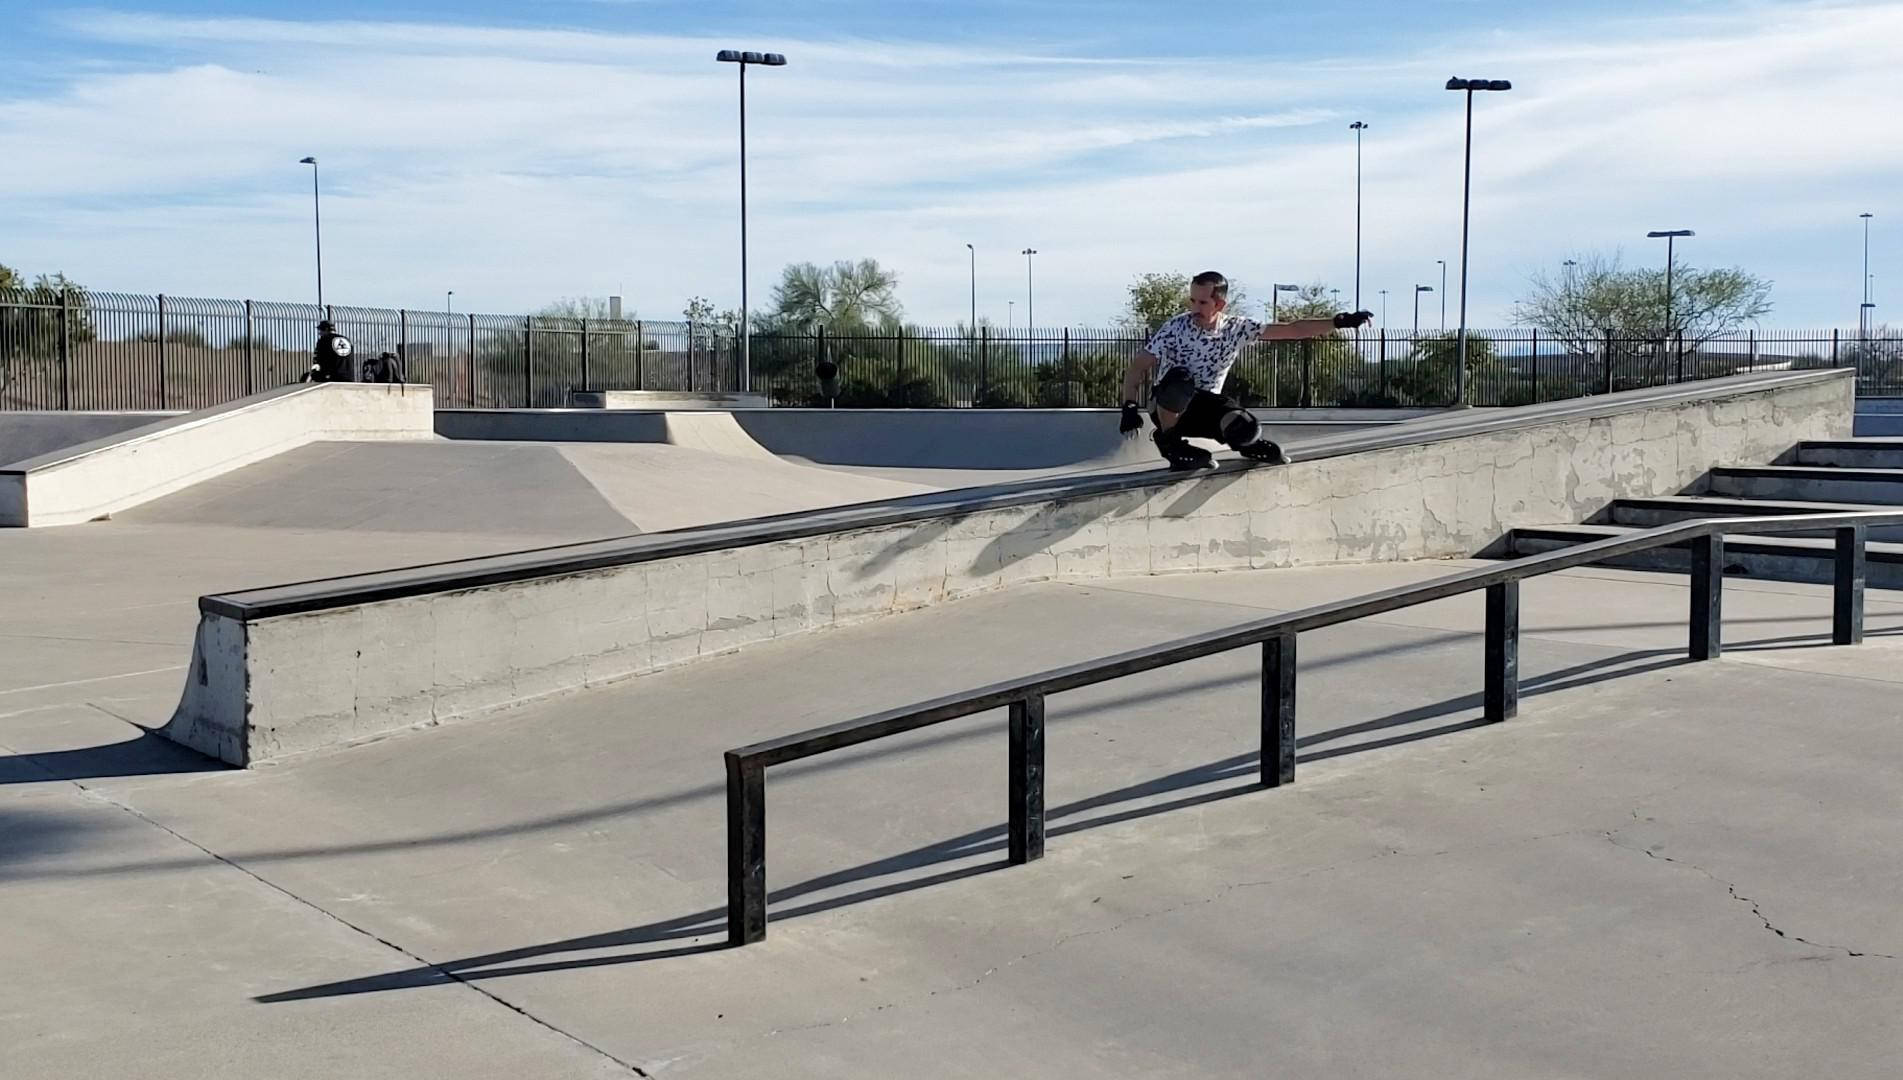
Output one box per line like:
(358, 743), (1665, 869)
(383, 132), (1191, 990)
(1219, 408), (1260, 449)
(1152, 367), (1199, 413)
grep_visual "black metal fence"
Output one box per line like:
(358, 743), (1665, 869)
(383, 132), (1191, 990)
(3, 287), (1897, 412)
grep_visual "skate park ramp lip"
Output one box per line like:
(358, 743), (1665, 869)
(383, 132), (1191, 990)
(435, 406), (1425, 476)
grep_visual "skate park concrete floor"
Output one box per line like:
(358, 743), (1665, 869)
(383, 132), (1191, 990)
(5, 558), (1902, 1078)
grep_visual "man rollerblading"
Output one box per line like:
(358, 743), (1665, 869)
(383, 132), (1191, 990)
(1119, 271), (1370, 470)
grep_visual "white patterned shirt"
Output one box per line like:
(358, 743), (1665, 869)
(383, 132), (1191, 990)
(1145, 312), (1264, 394)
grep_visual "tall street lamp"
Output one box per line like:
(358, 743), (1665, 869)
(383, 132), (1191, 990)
(1350, 121), (1367, 313)
(716, 48), (786, 394)
(1273, 283), (1299, 321)
(1861, 212), (1875, 339)
(1646, 229), (1694, 338)
(299, 156), (323, 310)
(1414, 284), (1434, 335)
(1378, 287), (1388, 328)
(1437, 258), (1446, 332)
(966, 243), (976, 332)
(1021, 248), (1037, 335)
(1446, 76), (1511, 406)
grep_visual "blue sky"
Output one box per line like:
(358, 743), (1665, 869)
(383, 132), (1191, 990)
(2, 1), (1897, 329)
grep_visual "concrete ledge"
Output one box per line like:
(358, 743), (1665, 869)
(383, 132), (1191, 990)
(167, 370), (1854, 765)
(0, 383), (436, 527)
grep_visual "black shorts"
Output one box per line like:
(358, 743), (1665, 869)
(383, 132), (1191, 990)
(1151, 367), (1236, 440)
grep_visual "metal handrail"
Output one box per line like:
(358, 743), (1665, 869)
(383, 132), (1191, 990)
(723, 509), (1900, 945)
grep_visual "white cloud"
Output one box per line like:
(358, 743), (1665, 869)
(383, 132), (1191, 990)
(2, 3), (1898, 328)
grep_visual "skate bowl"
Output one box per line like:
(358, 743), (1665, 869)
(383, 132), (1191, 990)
(434, 406), (1423, 475)
(161, 369), (1853, 766)
(0, 383), (435, 527)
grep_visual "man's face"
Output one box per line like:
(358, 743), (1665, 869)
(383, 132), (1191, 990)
(1187, 283), (1226, 326)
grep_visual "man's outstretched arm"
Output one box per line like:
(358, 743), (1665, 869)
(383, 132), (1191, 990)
(1122, 348), (1157, 404)
(1257, 311), (1372, 341)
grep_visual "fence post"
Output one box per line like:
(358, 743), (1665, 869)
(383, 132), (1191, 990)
(523, 316), (534, 407)
(1749, 329), (1757, 368)
(1300, 338), (1314, 408)
(243, 299), (255, 396)
(580, 317), (590, 393)
(1603, 329), (1616, 395)
(1008, 694), (1046, 864)
(1378, 329), (1387, 397)
(1528, 329), (1538, 402)
(979, 324), (989, 404)
(1690, 532), (1724, 660)
(1261, 632), (1297, 787)
(1833, 328), (1840, 366)
(397, 308), (406, 387)
(1062, 327), (1073, 406)
(1485, 582), (1520, 722)
(816, 325), (827, 403)
(156, 293), (168, 408)
(465, 313), (476, 407)
(1835, 525), (1867, 646)
(725, 752), (766, 946)
(1675, 331), (1685, 383)
(635, 320), (644, 390)
(58, 288), (72, 409)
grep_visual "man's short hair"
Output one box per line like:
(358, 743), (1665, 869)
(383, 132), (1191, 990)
(1191, 271), (1228, 300)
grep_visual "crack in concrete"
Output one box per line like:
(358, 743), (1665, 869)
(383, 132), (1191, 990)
(6, 751), (652, 1078)
(1604, 831), (1897, 962)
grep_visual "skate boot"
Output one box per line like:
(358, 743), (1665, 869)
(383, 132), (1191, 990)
(1154, 430), (1214, 471)
(1237, 439), (1291, 466)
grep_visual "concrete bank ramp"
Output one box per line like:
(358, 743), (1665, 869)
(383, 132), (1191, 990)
(0, 384), (435, 528)
(0, 410), (183, 467)
(164, 370), (1854, 766)
(436, 406), (1422, 484)
(114, 438), (933, 536)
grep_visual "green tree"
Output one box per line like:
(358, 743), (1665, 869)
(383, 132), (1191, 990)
(1513, 249), (1774, 352)
(1, 265), (96, 406)
(1119, 272), (1253, 335)
(769, 258), (904, 331)
(1264, 281), (1340, 322)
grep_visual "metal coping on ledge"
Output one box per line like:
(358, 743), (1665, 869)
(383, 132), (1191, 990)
(197, 369), (1853, 622)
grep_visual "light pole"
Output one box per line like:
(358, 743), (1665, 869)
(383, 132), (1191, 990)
(446, 290), (453, 314)
(716, 48), (786, 394)
(1437, 259), (1446, 332)
(1446, 76), (1511, 406)
(1021, 248), (1037, 335)
(1378, 288), (1388, 328)
(1350, 121), (1367, 313)
(298, 156), (323, 309)
(1414, 284), (1433, 335)
(1646, 229), (1693, 338)
(966, 243), (976, 332)
(1861, 213), (1875, 339)
(1008, 300), (1014, 332)
(1272, 282), (1299, 321)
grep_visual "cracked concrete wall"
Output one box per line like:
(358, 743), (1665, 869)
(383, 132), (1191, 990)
(170, 375), (1850, 765)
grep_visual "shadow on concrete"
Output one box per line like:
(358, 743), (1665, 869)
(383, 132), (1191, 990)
(251, 634), (1717, 1003)
(0, 807), (110, 870)
(0, 728), (226, 787)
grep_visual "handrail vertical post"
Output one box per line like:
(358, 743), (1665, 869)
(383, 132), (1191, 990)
(1008, 695), (1046, 864)
(1485, 582), (1520, 722)
(726, 753), (767, 945)
(1690, 532), (1724, 660)
(1262, 632), (1297, 786)
(1835, 525), (1867, 646)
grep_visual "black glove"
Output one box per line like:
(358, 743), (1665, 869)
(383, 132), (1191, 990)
(1332, 310), (1374, 329)
(1119, 400), (1144, 437)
